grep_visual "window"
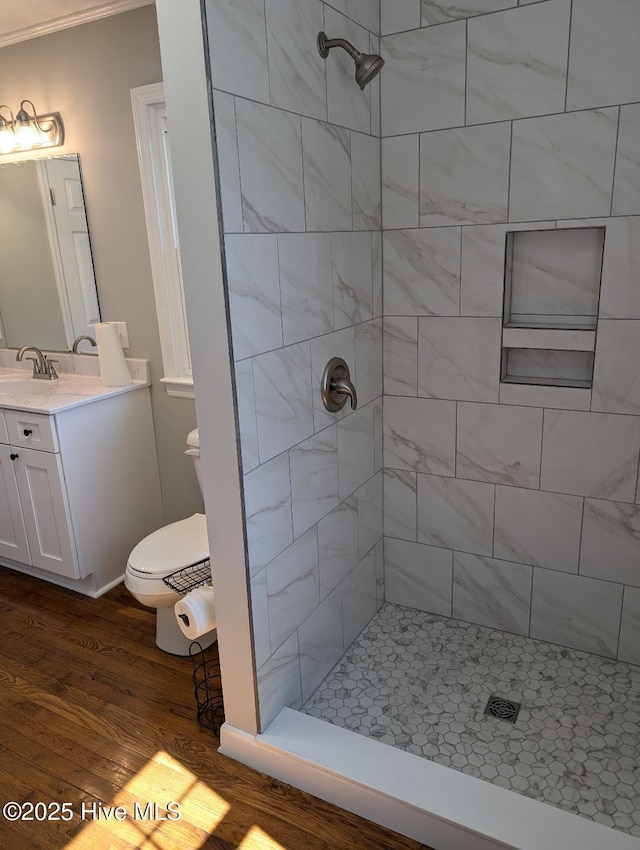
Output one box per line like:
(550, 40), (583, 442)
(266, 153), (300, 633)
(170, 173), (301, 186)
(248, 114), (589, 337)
(131, 82), (193, 398)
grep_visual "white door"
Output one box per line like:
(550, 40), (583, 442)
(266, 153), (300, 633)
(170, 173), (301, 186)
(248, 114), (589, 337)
(42, 158), (100, 342)
(0, 444), (30, 563)
(14, 446), (79, 578)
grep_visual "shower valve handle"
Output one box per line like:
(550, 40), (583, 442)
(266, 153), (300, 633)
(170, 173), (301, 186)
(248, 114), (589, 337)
(321, 357), (358, 412)
(331, 376), (358, 410)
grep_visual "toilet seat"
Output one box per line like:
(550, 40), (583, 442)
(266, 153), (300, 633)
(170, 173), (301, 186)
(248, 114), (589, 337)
(127, 513), (208, 577)
(125, 513), (209, 609)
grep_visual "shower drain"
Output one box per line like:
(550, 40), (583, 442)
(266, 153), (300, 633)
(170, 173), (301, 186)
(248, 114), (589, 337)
(484, 694), (521, 723)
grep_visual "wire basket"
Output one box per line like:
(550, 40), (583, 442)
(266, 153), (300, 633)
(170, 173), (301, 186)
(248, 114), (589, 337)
(162, 557), (212, 594)
(189, 640), (225, 735)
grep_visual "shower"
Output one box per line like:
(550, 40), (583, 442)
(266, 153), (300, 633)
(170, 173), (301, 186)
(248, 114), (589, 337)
(316, 31), (384, 90)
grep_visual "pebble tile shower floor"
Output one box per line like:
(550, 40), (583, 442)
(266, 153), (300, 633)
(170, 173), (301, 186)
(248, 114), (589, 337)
(302, 604), (640, 836)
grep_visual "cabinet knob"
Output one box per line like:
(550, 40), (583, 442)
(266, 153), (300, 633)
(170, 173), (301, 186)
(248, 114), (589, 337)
(10, 453), (18, 461)
(23, 429), (33, 436)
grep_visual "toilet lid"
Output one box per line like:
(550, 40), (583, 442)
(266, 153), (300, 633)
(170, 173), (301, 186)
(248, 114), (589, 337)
(128, 513), (208, 576)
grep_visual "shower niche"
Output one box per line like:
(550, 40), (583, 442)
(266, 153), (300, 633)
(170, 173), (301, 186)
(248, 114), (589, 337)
(500, 227), (605, 388)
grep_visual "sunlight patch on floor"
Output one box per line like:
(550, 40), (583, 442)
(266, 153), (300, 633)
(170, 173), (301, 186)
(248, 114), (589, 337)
(65, 749), (230, 849)
(238, 826), (287, 849)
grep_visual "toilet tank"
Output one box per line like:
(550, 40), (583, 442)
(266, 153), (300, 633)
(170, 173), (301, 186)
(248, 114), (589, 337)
(185, 428), (203, 496)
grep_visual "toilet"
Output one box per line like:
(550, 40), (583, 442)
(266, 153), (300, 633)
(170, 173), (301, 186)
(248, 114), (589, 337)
(124, 429), (215, 655)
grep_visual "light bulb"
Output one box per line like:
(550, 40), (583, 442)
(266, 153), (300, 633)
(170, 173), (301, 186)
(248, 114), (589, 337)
(0, 128), (14, 154)
(0, 108), (15, 154)
(14, 115), (39, 148)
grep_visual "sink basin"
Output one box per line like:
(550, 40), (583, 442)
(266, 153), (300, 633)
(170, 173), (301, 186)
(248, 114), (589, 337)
(0, 380), (54, 395)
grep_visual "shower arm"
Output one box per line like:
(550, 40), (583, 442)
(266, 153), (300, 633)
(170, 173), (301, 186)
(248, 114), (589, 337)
(317, 33), (359, 61)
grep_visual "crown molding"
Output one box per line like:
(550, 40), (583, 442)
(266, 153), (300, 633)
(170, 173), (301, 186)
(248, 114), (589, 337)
(0, 0), (154, 49)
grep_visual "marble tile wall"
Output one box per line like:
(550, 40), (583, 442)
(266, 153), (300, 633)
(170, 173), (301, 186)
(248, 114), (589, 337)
(380, 0), (640, 663)
(205, 0), (383, 729)
(211, 0), (640, 733)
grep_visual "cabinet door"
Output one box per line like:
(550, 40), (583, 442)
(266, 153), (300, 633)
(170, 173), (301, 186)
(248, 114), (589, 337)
(0, 445), (30, 564)
(13, 447), (79, 579)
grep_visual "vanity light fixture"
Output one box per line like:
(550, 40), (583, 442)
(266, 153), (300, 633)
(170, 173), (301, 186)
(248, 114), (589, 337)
(0, 100), (64, 155)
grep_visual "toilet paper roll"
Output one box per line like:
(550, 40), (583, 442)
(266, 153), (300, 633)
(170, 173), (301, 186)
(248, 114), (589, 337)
(95, 322), (132, 387)
(174, 586), (216, 640)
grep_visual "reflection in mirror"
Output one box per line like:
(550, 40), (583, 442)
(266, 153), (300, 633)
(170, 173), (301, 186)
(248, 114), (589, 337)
(0, 154), (100, 352)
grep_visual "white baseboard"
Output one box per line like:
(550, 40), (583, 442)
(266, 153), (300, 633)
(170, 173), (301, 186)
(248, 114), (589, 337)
(0, 560), (124, 599)
(93, 572), (126, 598)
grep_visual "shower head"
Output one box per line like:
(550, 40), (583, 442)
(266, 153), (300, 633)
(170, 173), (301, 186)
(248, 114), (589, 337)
(354, 52), (385, 90)
(317, 31), (385, 90)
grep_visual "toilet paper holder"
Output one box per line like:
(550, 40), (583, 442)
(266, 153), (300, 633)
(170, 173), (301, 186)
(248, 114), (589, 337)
(189, 640), (225, 735)
(162, 558), (224, 735)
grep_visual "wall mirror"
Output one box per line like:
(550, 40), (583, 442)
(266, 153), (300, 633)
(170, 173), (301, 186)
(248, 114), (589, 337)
(0, 153), (101, 352)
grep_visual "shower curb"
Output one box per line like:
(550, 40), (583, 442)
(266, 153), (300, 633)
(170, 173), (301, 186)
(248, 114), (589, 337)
(219, 708), (639, 850)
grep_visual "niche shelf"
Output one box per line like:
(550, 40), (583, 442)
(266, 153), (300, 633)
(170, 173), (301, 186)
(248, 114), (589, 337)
(501, 227), (605, 389)
(502, 348), (594, 388)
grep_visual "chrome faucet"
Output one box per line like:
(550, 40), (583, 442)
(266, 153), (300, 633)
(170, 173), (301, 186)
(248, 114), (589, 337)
(16, 345), (59, 380)
(72, 335), (97, 353)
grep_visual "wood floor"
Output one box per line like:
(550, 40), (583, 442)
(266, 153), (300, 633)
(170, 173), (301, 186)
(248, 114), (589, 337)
(0, 568), (434, 850)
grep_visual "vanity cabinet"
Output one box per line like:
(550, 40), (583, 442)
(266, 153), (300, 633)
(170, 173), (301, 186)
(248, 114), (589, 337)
(0, 410), (78, 578)
(0, 386), (163, 595)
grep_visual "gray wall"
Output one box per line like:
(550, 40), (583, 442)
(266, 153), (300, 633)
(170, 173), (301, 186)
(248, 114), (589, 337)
(206, 0), (384, 728)
(380, 0), (640, 664)
(0, 6), (202, 524)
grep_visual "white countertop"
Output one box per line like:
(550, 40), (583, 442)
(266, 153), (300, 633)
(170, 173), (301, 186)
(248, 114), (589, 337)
(0, 368), (149, 414)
